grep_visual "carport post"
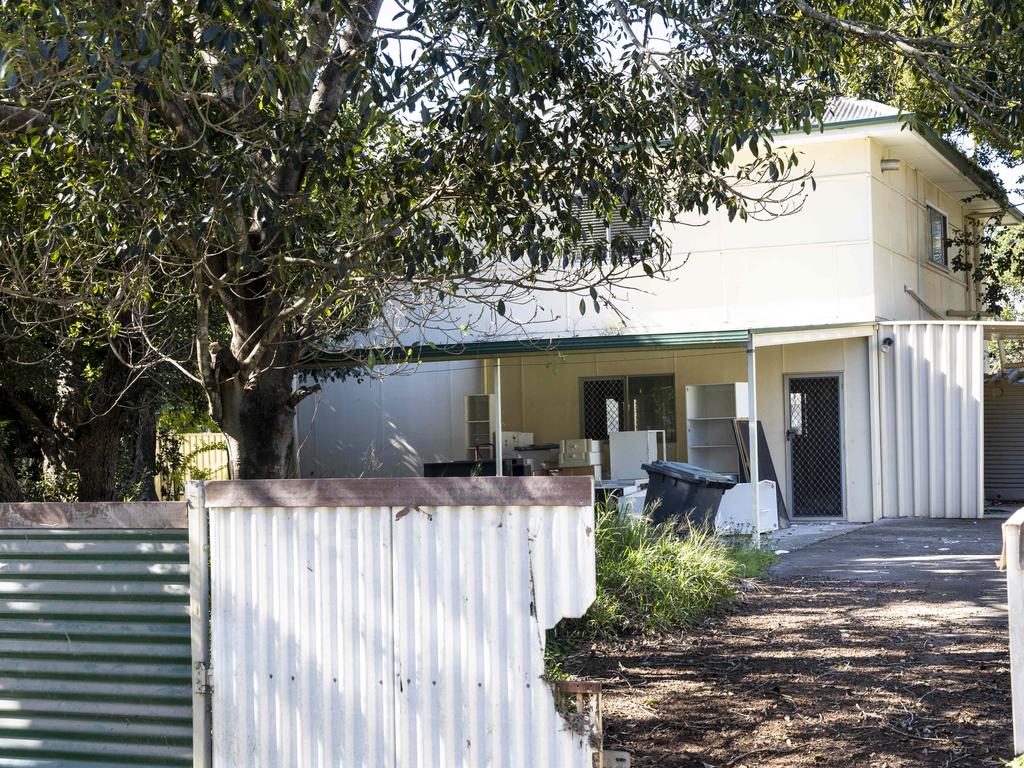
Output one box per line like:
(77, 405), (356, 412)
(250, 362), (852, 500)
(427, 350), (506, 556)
(747, 334), (761, 548)
(494, 358), (503, 476)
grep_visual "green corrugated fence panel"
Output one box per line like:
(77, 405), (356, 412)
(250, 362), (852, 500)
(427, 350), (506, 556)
(0, 529), (191, 767)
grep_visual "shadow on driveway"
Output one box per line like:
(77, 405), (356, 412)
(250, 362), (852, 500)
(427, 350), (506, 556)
(569, 517), (1012, 767)
(770, 518), (1007, 624)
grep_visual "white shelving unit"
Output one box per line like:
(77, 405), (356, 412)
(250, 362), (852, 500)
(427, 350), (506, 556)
(685, 383), (749, 475)
(465, 394), (496, 455)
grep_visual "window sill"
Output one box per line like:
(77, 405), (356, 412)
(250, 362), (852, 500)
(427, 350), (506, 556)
(920, 259), (965, 283)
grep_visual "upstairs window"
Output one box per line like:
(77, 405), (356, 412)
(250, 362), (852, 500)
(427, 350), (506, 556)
(576, 206), (652, 257)
(928, 206), (948, 268)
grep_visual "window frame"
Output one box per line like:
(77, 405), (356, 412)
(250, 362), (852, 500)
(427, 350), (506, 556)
(579, 373), (676, 443)
(926, 204), (949, 269)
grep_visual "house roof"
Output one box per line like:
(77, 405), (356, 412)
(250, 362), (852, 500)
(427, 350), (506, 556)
(823, 98), (901, 124)
(309, 320), (1024, 368)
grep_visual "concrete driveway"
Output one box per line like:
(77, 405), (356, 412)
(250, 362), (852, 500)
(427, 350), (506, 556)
(769, 517), (1007, 623)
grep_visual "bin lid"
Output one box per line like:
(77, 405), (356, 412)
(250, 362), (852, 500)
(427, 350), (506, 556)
(642, 461), (737, 490)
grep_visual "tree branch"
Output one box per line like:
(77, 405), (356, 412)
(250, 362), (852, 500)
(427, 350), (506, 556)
(0, 104), (50, 133)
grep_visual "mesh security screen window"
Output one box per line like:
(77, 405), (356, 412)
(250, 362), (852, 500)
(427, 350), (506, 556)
(581, 375), (675, 442)
(582, 378), (625, 440)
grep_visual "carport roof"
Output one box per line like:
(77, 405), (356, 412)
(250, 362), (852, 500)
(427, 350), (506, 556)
(306, 328), (751, 367)
(305, 322), (885, 368)
(306, 320), (1024, 369)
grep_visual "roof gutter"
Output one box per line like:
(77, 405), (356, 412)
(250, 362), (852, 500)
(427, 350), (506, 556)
(305, 321), (881, 369)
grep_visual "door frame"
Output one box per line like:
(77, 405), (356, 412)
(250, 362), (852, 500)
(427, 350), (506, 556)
(784, 372), (847, 520)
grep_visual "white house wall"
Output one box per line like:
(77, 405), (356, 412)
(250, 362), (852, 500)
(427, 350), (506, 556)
(877, 322), (984, 518)
(384, 137), (878, 348)
(297, 361), (484, 478)
(662, 138), (876, 332)
(869, 139), (975, 320)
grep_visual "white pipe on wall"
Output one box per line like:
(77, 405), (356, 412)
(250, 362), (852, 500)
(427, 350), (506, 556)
(747, 335), (761, 548)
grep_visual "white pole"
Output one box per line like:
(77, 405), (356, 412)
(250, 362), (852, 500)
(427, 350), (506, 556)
(747, 335), (761, 549)
(186, 481), (213, 768)
(1004, 510), (1024, 753)
(494, 357), (503, 477)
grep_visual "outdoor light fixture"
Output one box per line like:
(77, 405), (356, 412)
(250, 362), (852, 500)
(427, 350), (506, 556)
(880, 158), (901, 172)
(881, 337), (895, 353)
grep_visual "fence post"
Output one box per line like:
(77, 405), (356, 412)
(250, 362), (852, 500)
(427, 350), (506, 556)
(188, 481), (213, 768)
(1003, 507), (1024, 755)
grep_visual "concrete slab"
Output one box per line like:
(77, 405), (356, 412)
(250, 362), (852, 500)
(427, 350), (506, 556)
(765, 521), (862, 553)
(768, 517), (1007, 623)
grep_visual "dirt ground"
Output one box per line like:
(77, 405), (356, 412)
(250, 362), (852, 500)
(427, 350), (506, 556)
(566, 576), (1012, 768)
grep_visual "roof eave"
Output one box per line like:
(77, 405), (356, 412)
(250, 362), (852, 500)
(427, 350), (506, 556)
(303, 329), (751, 369)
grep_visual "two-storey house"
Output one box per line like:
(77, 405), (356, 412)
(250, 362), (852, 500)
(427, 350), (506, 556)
(297, 99), (1023, 523)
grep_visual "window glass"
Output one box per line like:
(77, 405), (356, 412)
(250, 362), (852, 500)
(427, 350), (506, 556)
(928, 206), (948, 267)
(580, 375), (676, 443)
(628, 375), (677, 443)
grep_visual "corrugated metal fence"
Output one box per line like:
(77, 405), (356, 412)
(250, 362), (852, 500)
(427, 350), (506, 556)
(985, 378), (1024, 501)
(877, 322), (985, 518)
(157, 433), (230, 501)
(0, 502), (192, 767)
(199, 477), (599, 768)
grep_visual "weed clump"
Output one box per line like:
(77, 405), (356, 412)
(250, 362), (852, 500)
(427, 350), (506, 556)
(550, 504), (774, 656)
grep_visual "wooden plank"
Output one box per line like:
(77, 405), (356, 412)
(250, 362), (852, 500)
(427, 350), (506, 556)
(204, 476), (595, 509)
(734, 419), (790, 523)
(0, 503), (186, 530)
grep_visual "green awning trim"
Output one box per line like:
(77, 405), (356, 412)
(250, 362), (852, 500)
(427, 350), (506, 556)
(306, 329), (751, 368)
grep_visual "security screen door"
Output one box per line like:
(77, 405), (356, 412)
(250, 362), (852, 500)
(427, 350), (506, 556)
(786, 375), (844, 518)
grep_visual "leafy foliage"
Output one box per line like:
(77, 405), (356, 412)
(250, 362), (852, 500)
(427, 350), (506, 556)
(825, 0), (1024, 164)
(1, 0), (1022, 475)
(0, 0), (838, 476)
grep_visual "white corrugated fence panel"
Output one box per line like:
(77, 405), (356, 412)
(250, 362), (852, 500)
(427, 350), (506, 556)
(391, 504), (596, 768)
(209, 505), (395, 767)
(878, 323), (984, 518)
(205, 477), (597, 768)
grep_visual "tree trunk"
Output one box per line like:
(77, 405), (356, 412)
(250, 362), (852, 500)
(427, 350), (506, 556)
(126, 405), (158, 500)
(73, 409), (127, 501)
(0, 451), (20, 502)
(218, 367), (298, 480)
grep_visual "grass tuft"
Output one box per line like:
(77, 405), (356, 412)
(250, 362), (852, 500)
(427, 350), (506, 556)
(552, 504), (774, 650)
(728, 539), (777, 578)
